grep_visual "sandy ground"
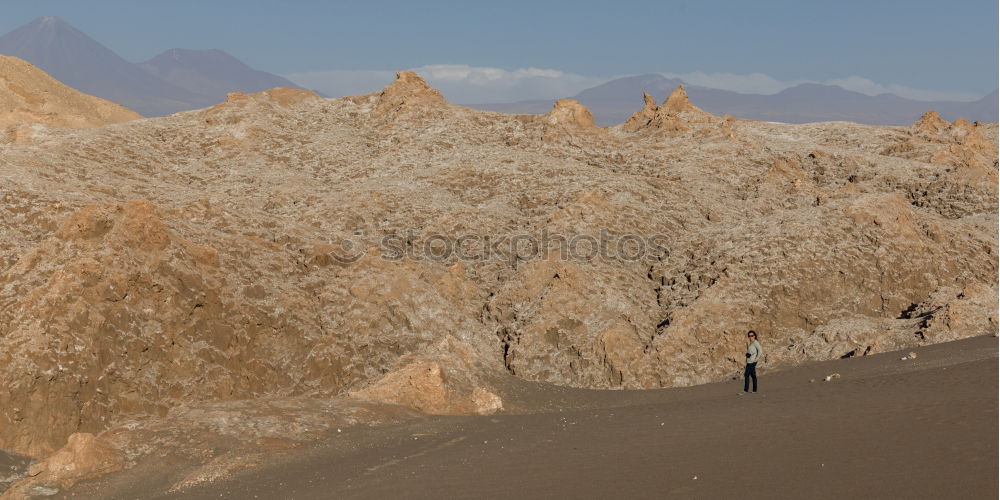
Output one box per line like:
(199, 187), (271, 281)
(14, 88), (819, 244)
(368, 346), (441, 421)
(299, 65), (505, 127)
(0, 452), (31, 493)
(55, 336), (997, 499)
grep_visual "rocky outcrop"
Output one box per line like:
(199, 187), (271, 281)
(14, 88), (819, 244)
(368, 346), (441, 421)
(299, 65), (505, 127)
(542, 99), (598, 132)
(638, 193), (996, 385)
(29, 434), (120, 486)
(876, 111), (999, 217)
(0, 68), (995, 483)
(0, 55), (141, 128)
(912, 111), (950, 134)
(0, 200), (231, 456)
(372, 71), (447, 118)
(661, 84), (704, 115)
(486, 257), (658, 389)
(622, 92), (659, 131)
(3, 433), (121, 498)
(350, 336), (503, 415)
(622, 85), (713, 133)
(0, 199), (490, 457)
(888, 111), (997, 168)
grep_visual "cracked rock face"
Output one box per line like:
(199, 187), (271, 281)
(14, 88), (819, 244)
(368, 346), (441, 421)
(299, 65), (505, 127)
(622, 85), (713, 133)
(0, 67), (997, 460)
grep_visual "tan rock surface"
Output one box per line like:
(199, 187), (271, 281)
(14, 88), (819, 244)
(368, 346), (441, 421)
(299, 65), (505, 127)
(3, 433), (120, 497)
(0, 71), (996, 488)
(621, 84), (714, 133)
(372, 70), (447, 118)
(542, 99), (598, 135)
(0, 55), (142, 129)
(350, 336), (503, 415)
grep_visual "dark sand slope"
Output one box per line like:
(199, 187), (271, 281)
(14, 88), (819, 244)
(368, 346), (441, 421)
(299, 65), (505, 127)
(61, 337), (997, 499)
(0, 452), (31, 493)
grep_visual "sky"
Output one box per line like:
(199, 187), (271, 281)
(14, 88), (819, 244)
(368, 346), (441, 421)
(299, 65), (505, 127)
(1, 0), (997, 103)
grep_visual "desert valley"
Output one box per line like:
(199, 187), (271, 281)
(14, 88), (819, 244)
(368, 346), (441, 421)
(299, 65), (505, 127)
(0, 26), (998, 498)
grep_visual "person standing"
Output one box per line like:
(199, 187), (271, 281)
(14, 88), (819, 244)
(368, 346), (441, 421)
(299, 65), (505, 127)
(743, 330), (762, 393)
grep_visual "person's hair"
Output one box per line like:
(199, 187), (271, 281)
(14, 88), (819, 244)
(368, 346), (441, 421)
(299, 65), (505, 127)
(747, 330), (757, 338)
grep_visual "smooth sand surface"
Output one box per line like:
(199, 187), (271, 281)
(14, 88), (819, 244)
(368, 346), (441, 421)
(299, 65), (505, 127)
(0, 450), (31, 492)
(60, 336), (998, 499)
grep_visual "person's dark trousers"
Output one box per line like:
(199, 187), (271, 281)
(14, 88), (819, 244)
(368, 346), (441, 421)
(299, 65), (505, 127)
(744, 362), (758, 392)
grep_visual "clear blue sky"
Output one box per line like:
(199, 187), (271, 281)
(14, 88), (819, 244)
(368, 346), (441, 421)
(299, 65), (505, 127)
(1, 0), (997, 97)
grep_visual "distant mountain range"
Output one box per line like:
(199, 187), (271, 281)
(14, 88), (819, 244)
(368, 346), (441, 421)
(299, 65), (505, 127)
(472, 74), (999, 126)
(137, 48), (303, 106)
(1, 17), (995, 124)
(0, 17), (304, 116)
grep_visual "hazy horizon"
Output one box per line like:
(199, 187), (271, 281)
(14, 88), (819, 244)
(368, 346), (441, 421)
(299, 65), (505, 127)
(1, 1), (996, 104)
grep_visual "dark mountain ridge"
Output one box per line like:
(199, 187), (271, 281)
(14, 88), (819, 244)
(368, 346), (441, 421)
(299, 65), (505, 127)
(0, 17), (304, 116)
(474, 74), (998, 126)
(138, 48), (305, 104)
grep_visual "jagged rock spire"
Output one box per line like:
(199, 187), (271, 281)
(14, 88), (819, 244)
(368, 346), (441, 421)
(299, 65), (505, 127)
(912, 111), (950, 134)
(373, 71), (447, 117)
(622, 85), (712, 133)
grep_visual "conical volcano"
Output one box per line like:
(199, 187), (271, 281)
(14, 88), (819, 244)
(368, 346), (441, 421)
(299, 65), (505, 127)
(0, 17), (213, 116)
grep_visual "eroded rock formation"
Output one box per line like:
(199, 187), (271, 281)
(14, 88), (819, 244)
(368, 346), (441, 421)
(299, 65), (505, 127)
(0, 70), (996, 475)
(622, 85), (714, 133)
